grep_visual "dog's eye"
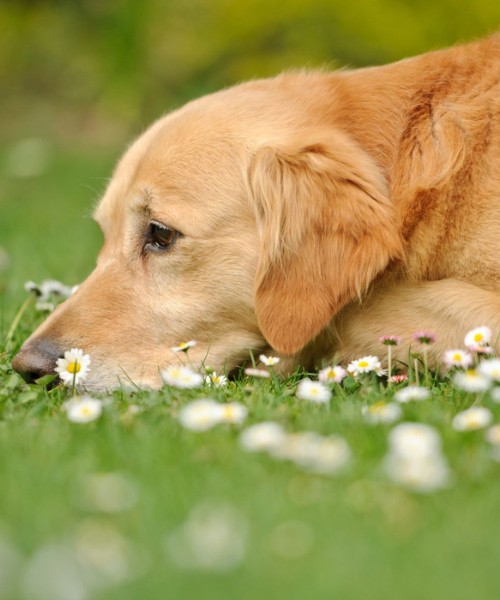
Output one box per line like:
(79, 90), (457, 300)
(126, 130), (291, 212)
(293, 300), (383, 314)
(144, 222), (179, 253)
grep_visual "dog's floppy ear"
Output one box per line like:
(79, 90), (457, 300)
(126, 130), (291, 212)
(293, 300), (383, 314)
(247, 130), (403, 355)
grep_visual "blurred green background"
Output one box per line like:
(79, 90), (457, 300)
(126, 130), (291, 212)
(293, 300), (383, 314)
(2, 0), (499, 146)
(0, 0), (499, 327)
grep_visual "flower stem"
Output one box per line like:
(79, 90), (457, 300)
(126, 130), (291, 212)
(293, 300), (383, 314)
(4, 296), (33, 352)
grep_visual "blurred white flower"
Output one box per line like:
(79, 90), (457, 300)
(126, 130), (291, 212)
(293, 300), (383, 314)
(217, 402), (248, 425)
(394, 386), (431, 403)
(384, 451), (450, 493)
(318, 365), (347, 384)
(296, 379), (331, 403)
(79, 472), (138, 513)
(63, 397), (103, 424)
(259, 355), (280, 366)
(25, 279), (77, 312)
(485, 424), (500, 445)
(347, 355), (381, 376)
(388, 423), (442, 458)
(305, 435), (351, 474)
(464, 326), (492, 349)
(166, 503), (248, 572)
(243, 368), (270, 379)
(178, 399), (222, 431)
(239, 422), (286, 452)
(452, 369), (491, 393)
(162, 366), (203, 389)
(452, 406), (493, 431)
(204, 372), (228, 387)
(21, 542), (89, 600)
(171, 340), (197, 353)
(362, 401), (402, 424)
(271, 432), (350, 474)
(385, 422), (450, 492)
(477, 359), (500, 382)
(55, 348), (91, 386)
(443, 349), (473, 369)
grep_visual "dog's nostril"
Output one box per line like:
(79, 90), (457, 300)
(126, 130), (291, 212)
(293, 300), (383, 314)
(12, 339), (63, 384)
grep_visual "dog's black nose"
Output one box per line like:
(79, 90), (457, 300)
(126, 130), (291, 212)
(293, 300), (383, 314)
(12, 339), (62, 383)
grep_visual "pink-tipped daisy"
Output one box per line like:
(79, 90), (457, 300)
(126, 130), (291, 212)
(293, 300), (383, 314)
(443, 349), (473, 369)
(379, 335), (402, 346)
(464, 326), (492, 350)
(413, 331), (436, 345)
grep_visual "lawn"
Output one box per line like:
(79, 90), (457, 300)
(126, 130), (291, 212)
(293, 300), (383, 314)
(1, 145), (500, 600)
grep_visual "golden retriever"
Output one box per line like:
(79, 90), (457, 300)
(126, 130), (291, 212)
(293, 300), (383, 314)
(13, 35), (500, 390)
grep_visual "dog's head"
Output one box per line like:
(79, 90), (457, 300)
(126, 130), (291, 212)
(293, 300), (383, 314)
(13, 74), (402, 389)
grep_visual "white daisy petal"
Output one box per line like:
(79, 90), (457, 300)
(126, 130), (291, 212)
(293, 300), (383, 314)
(296, 379), (331, 403)
(64, 397), (102, 423)
(239, 422), (286, 452)
(54, 348), (91, 386)
(259, 355), (280, 367)
(452, 406), (493, 431)
(394, 386), (431, 403)
(318, 365), (347, 384)
(347, 355), (381, 377)
(464, 326), (492, 349)
(162, 366), (203, 389)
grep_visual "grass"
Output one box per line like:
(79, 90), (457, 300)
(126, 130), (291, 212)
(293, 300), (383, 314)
(2, 145), (500, 600)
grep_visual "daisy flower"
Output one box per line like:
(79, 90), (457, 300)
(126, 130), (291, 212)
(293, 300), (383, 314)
(464, 326), (492, 350)
(452, 369), (491, 393)
(239, 422), (286, 453)
(467, 345), (493, 355)
(243, 368), (270, 379)
(318, 365), (347, 384)
(384, 451), (450, 493)
(63, 397), (102, 424)
(394, 386), (431, 403)
(388, 423), (442, 458)
(362, 401), (402, 424)
(305, 436), (351, 474)
(413, 331), (436, 344)
(451, 406), (493, 431)
(379, 335), (402, 346)
(443, 349), (473, 369)
(171, 340), (197, 353)
(205, 372), (228, 387)
(162, 366), (203, 389)
(485, 424), (500, 446)
(259, 355), (280, 367)
(491, 388), (500, 403)
(217, 402), (248, 425)
(388, 374), (409, 384)
(296, 378), (332, 403)
(347, 355), (381, 377)
(477, 358), (500, 382)
(178, 399), (222, 431)
(55, 348), (91, 386)
(270, 432), (321, 462)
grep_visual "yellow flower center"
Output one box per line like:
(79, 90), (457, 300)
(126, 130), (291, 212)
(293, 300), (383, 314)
(80, 406), (92, 416)
(474, 333), (484, 342)
(358, 361), (369, 368)
(453, 353), (462, 361)
(67, 361), (81, 374)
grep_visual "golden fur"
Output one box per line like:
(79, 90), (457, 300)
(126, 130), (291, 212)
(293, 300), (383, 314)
(13, 35), (500, 389)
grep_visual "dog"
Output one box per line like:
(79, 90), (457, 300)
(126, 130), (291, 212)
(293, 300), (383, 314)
(13, 34), (500, 390)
